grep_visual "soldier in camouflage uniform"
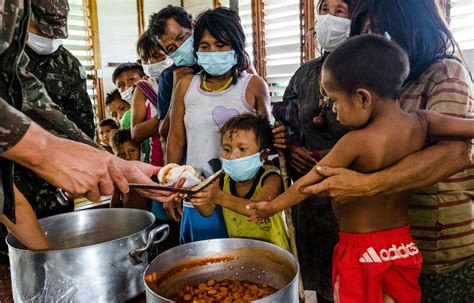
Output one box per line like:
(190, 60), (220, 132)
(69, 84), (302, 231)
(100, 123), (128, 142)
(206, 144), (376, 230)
(11, 0), (99, 218)
(25, 0), (95, 139)
(1, 1), (169, 254)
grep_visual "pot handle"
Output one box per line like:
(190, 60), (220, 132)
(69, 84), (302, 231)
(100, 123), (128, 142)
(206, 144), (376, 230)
(129, 224), (169, 264)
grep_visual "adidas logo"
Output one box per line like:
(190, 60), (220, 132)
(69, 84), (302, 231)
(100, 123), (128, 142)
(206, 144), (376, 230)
(358, 242), (419, 263)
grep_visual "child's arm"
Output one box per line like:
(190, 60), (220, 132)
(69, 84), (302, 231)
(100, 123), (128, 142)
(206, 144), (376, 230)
(248, 133), (363, 218)
(165, 76), (192, 165)
(190, 174), (282, 217)
(418, 110), (474, 138)
(131, 88), (159, 142)
(189, 180), (219, 217)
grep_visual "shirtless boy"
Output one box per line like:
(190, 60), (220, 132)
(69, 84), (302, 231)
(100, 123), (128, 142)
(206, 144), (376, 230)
(249, 35), (474, 303)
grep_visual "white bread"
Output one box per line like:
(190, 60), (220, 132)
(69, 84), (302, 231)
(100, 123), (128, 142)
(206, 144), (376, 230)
(157, 163), (200, 187)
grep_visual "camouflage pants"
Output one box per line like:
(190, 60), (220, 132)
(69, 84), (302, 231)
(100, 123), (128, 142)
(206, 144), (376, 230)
(420, 261), (474, 303)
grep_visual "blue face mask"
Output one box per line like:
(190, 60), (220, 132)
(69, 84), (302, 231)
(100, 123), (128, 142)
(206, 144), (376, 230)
(169, 35), (197, 67)
(221, 152), (262, 182)
(196, 50), (237, 76)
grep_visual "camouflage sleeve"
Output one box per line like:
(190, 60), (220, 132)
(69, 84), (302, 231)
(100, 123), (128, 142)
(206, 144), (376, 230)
(0, 98), (31, 153)
(18, 53), (99, 149)
(0, 0), (25, 56)
(72, 65), (96, 139)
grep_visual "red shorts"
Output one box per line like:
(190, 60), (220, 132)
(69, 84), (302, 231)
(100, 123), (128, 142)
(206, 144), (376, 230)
(332, 225), (422, 303)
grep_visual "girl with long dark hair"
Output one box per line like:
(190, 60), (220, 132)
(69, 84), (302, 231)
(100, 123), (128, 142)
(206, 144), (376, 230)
(166, 7), (270, 243)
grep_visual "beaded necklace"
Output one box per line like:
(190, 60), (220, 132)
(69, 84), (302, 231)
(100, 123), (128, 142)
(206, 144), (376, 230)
(202, 74), (234, 92)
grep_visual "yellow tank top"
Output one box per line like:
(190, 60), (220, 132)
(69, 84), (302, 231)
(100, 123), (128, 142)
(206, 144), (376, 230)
(221, 168), (290, 251)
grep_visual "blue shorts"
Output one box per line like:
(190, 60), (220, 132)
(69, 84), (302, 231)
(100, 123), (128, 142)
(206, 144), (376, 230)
(180, 204), (228, 243)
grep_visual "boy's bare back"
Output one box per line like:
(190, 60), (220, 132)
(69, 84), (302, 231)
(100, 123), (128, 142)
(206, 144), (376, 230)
(320, 107), (428, 233)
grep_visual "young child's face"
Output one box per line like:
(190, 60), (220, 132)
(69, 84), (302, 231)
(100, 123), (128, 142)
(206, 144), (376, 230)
(115, 141), (141, 161)
(99, 125), (113, 145)
(106, 98), (130, 124)
(321, 70), (369, 128)
(140, 48), (168, 65)
(222, 129), (260, 160)
(197, 29), (233, 52)
(114, 70), (145, 93)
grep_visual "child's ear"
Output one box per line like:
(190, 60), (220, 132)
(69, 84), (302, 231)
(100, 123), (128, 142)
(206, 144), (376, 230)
(354, 88), (372, 109)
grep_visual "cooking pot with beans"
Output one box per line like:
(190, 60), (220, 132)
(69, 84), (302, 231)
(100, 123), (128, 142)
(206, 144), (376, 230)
(144, 238), (299, 302)
(6, 209), (169, 302)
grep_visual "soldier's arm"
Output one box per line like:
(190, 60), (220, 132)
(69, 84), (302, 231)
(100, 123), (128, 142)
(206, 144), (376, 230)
(0, 98), (31, 153)
(0, 100), (49, 250)
(19, 54), (99, 149)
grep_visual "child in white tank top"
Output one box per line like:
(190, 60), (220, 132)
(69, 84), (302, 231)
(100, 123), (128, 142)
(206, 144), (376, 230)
(166, 7), (271, 243)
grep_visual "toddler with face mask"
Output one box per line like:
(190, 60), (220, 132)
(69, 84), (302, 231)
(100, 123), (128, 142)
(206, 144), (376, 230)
(166, 7), (271, 244)
(190, 114), (290, 251)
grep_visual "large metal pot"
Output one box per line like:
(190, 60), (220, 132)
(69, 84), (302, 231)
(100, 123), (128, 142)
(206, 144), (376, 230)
(144, 238), (299, 303)
(6, 208), (169, 303)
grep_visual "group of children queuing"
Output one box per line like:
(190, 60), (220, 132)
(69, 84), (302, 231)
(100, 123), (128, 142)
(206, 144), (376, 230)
(94, 4), (473, 303)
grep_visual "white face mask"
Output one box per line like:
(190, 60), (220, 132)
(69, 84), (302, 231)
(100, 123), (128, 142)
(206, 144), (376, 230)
(315, 14), (351, 52)
(142, 57), (174, 79)
(120, 86), (134, 103)
(26, 32), (63, 55)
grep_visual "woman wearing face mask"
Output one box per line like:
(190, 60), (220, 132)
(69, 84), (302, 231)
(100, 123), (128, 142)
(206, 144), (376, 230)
(272, 0), (354, 302)
(166, 7), (271, 243)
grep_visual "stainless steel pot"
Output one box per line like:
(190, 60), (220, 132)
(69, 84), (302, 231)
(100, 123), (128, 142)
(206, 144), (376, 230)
(144, 239), (299, 303)
(6, 208), (169, 303)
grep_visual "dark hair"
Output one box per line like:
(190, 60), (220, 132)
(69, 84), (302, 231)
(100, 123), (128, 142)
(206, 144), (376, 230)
(317, 0), (354, 14)
(110, 129), (139, 152)
(350, 0), (457, 85)
(323, 35), (409, 99)
(112, 62), (145, 84)
(105, 89), (123, 105)
(220, 114), (273, 150)
(193, 7), (249, 84)
(98, 118), (119, 130)
(137, 30), (167, 60)
(148, 5), (193, 38)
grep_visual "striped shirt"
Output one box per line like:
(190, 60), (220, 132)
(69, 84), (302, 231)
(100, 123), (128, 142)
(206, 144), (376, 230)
(400, 58), (474, 274)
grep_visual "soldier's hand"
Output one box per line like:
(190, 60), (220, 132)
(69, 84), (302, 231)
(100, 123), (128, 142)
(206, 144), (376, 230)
(2, 122), (173, 202)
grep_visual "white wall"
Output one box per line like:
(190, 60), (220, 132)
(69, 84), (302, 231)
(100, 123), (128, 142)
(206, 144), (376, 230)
(144, 0), (181, 28)
(183, 0), (213, 18)
(97, 0), (139, 95)
(96, 0), (214, 96)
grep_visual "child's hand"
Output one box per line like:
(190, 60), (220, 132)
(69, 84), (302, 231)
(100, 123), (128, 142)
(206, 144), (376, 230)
(189, 179), (220, 206)
(246, 201), (274, 223)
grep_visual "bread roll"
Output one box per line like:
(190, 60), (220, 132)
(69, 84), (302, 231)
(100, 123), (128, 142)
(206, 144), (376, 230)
(157, 163), (200, 187)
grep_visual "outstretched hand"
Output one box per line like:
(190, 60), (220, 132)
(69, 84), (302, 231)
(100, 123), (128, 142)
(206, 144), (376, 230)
(246, 201), (274, 223)
(299, 165), (374, 203)
(189, 179), (220, 207)
(162, 178), (187, 222)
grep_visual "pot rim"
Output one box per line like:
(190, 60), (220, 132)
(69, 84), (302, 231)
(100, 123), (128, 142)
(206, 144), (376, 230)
(6, 208), (156, 253)
(143, 238), (300, 302)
